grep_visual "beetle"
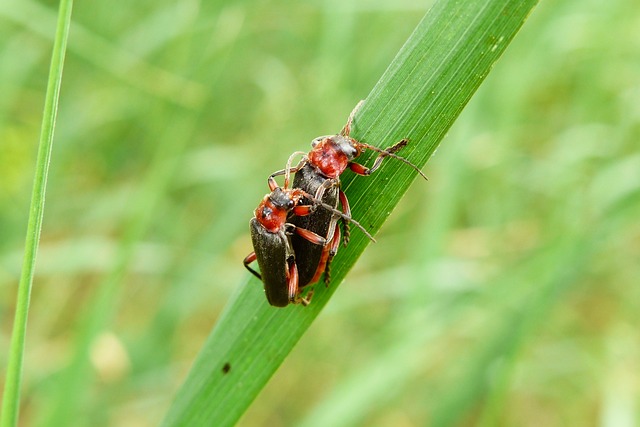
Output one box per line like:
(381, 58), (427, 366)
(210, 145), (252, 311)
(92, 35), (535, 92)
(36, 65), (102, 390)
(270, 100), (428, 287)
(244, 152), (374, 307)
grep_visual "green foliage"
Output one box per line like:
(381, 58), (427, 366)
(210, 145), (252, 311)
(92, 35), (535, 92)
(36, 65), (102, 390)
(1, 0), (638, 426)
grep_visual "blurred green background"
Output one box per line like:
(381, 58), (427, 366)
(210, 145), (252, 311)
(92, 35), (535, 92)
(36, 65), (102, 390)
(1, 0), (639, 426)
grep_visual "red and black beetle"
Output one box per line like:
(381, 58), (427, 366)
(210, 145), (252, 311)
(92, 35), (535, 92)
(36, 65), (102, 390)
(271, 100), (428, 287)
(244, 153), (373, 307)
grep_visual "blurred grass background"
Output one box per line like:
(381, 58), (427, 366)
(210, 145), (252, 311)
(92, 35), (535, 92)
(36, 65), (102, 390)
(1, 0), (639, 426)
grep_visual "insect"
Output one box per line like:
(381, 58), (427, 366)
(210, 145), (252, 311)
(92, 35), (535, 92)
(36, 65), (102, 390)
(243, 152), (374, 307)
(270, 100), (428, 288)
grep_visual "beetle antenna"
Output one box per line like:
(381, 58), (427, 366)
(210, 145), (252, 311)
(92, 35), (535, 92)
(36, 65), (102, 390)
(360, 142), (429, 181)
(300, 190), (376, 243)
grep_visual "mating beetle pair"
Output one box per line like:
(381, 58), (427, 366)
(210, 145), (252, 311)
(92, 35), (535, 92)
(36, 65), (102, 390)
(243, 151), (372, 306)
(244, 101), (427, 307)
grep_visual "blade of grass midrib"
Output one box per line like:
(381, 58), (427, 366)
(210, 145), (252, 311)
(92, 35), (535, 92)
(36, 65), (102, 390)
(162, 0), (539, 425)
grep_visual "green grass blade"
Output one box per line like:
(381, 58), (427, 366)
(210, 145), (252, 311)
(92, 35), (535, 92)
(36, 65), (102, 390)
(161, 0), (538, 425)
(0, 0), (74, 426)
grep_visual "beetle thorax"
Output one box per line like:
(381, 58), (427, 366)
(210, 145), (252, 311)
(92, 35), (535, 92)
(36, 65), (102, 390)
(308, 135), (360, 179)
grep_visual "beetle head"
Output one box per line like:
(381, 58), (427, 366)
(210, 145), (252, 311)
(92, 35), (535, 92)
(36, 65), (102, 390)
(330, 134), (361, 160)
(268, 187), (297, 211)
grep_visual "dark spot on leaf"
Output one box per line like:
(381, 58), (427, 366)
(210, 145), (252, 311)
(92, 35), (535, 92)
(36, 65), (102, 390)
(222, 362), (231, 374)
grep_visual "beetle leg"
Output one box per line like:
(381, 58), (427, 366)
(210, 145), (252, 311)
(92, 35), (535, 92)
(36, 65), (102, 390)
(243, 252), (262, 280)
(299, 288), (314, 306)
(306, 214), (340, 286)
(313, 178), (339, 202)
(290, 225), (327, 246)
(338, 190), (351, 246)
(269, 152), (308, 189)
(340, 100), (365, 136)
(269, 163), (304, 180)
(291, 204), (315, 216)
(287, 259), (300, 304)
(322, 223), (342, 286)
(286, 259), (314, 305)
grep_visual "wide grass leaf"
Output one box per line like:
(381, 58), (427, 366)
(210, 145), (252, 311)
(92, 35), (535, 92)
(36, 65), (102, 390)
(161, 0), (539, 425)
